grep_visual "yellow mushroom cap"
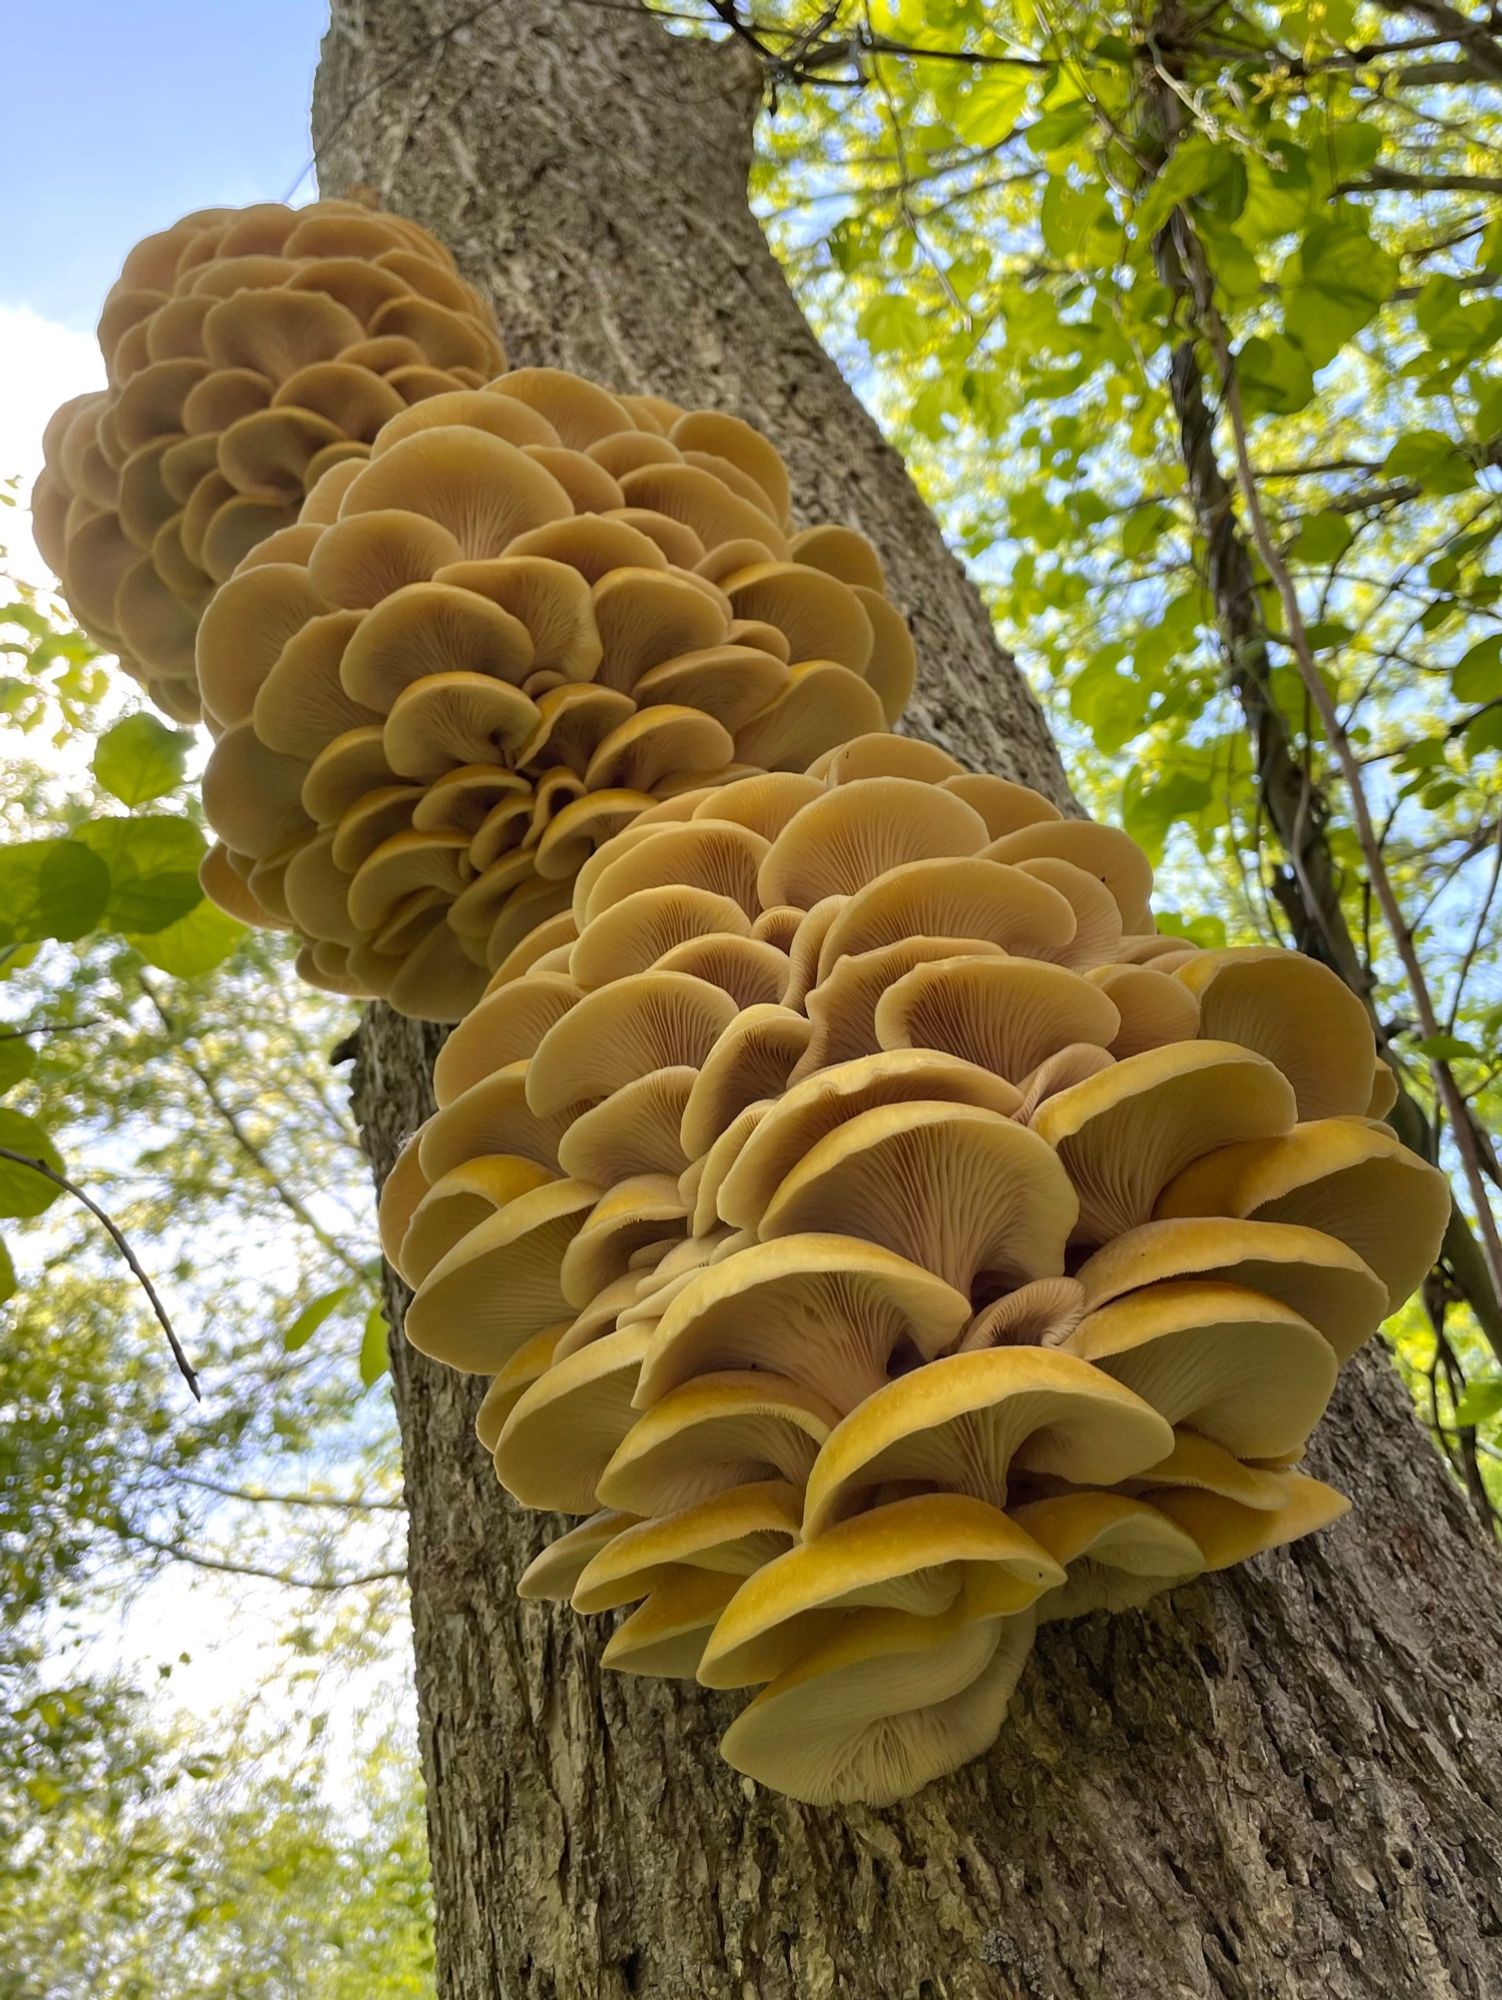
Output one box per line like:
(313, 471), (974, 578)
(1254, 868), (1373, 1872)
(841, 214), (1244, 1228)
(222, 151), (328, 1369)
(717, 1600), (1036, 1807)
(572, 1478), (802, 1614)
(1011, 1492), (1205, 1622)
(801, 1347), (1174, 1536)
(699, 1492), (1062, 1689)
(635, 1232), (971, 1412)
(1063, 1279), (1338, 1459)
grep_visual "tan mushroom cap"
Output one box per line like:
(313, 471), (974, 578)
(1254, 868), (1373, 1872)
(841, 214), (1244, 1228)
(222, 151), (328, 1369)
(634, 1233), (972, 1412)
(596, 1371), (841, 1515)
(717, 1600), (1035, 1807)
(1011, 1493), (1205, 1622)
(1032, 1041), (1298, 1246)
(1087, 963), (1201, 1059)
(600, 1567), (748, 1679)
(431, 970), (581, 1105)
(556, 1065), (698, 1184)
(572, 1478), (803, 1613)
(475, 1324), (567, 1452)
(1119, 1430), (1297, 1509)
(655, 933), (790, 1008)
(733, 661), (887, 771)
(801, 1348), (1174, 1537)
(954, 1277), (1087, 1352)
(404, 1178), (596, 1371)
(1155, 1116), (1451, 1312)
(1076, 1217), (1388, 1363)
(400, 1153), (557, 1286)
(699, 1493), (1061, 1690)
(716, 1047), (1021, 1234)
(560, 1174), (689, 1307)
(816, 858), (1078, 974)
(756, 778), (988, 908)
(568, 883), (751, 988)
(376, 1133), (430, 1273)
(418, 1056), (576, 1176)
(679, 1003), (814, 1161)
(759, 1100), (1078, 1298)
(1176, 948), (1377, 1119)
(874, 955), (1121, 1083)
(939, 772), (1062, 838)
(983, 821), (1155, 935)
(794, 935), (1006, 1071)
(495, 1323), (655, 1511)
(1146, 1474), (1350, 1570)
(693, 770), (825, 840)
(525, 971), (739, 1117)
(516, 1512), (638, 1602)
(1064, 1279), (1338, 1459)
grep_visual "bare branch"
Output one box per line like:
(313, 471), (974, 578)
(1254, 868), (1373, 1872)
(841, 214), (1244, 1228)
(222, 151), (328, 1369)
(0, 1146), (199, 1400)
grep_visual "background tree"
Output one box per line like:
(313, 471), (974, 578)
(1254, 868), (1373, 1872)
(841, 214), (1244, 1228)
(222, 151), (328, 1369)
(298, 2), (1502, 1994)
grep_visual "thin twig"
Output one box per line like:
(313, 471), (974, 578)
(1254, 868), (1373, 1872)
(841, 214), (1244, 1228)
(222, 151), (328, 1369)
(0, 1146), (199, 1400)
(118, 1527), (402, 1591)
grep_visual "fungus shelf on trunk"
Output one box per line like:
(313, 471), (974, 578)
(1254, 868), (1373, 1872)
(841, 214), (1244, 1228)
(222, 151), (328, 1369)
(378, 733), (1446, 1807)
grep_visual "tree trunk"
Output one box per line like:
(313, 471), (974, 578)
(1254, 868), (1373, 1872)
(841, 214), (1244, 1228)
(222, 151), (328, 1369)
(316, 7), (1502, 1995)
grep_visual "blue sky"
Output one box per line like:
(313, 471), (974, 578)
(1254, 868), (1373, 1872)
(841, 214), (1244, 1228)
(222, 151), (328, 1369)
(10, 1), (327, 330)
(3, 3), (329, 565)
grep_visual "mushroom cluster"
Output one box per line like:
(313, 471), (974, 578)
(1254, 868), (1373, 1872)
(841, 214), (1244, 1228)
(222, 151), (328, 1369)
(32, 199), (508, 720)
(378, 734), (1449, 1805)
(194, 376), (913, 1020)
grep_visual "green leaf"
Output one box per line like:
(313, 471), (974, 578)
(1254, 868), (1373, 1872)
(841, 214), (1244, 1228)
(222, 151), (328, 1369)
(0, 1039), (37, 1095)
(951, 69), (1029, 147)
(131, 898), (245, 977)
(1040, 174), (1110, 263)
(1290, 509), (1354, 565)
(855, 293), (926, 355)
(283, 1285), (353, 1353)
(359, 1306), (391, 1388)
(0, 838), (111, 946)
(91, 713), (193, 807)
(1282, 217), (1398, 369)
(0, 1108), (64, 1219)
(1452, 636), (1502, 704)
(1237, 334), (1313, 418)
(1411, 1032), (1481, 1062)
(1133, 136), (1219, 238)
(76, 816), (206, 935)
(0, 1235), (14, 1307)
(1454, 1378), (1502, 1429)
(1383, 428), (1473, 495)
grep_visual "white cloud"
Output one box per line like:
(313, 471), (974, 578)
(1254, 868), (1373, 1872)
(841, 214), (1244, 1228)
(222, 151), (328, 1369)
(0, 305), (106, 587)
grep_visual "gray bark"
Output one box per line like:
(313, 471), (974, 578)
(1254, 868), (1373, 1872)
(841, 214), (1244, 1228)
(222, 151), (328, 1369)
(316, 6), (1502, 1995)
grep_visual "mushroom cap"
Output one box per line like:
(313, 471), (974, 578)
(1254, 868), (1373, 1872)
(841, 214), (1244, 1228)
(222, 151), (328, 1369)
(1145, 1473), (1350, 1570)
(475, 1323), (567, 1452)
(634, 1232), (972, 1412)
(757, 1100), (1078, 1297)
(1155, 1115), (1451, 1312)
(1175, 948), (1377, 1119)
(699, 1492), (1062, 1689)
(715, 1048), (1022, 1234)
(494, 1323), (654, 1511)
(600, 1567), (747, 1679)
(1011, 1492), (1205, 1622)
(756, 778), (988, 907)
(873, 954), (1121, 1083)
(400, 1152), (557, 1286)
(801, 1348), (1174, 1536)
(516, 1511), (637, 1602)
(526, 971), (739, 1116)
(596, 1370), (841, 1515)
(1076, 1217), (1388, 1363)
(716, 1600), (1036, 1806)
(1032, 1041), (1298, 1246)
(572, 1478), (802, 1613)
(1063, 1279), (1338, 1459)
(404, 1178), (597, 1371)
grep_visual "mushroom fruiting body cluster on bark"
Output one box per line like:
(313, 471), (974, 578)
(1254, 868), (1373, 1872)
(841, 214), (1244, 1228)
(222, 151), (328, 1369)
(379, 733), (1450, 1806)
(33, 200), (508, 721)
(191, 377), (912, 1021)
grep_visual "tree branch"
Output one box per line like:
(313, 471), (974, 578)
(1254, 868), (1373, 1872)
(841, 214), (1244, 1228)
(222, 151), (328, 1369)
(0, 1146), (200, 1400)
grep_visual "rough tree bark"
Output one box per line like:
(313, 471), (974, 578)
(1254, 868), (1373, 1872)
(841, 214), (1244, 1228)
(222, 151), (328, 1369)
(314, 6), (1502, 1995)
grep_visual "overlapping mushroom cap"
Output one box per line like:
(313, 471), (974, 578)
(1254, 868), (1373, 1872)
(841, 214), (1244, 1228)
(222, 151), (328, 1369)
(32, 199), (508, 720)
(380, 735), (1449, 1804)
(193, 378), (914, 1020)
